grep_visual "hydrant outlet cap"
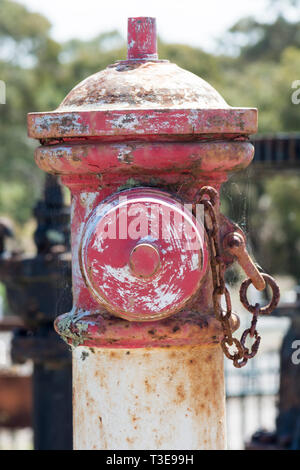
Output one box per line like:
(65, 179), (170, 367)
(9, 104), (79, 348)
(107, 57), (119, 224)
(80, 188), (209, 322)
(27, 17), (258, 139)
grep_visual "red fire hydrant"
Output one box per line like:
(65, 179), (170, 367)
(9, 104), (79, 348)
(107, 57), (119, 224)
(28, 17), (279, 450)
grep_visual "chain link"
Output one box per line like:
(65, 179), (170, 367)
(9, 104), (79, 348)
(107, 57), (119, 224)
(196, 186), (280, 369)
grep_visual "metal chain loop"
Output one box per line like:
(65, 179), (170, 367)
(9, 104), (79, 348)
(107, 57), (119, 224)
(197, 186), (280, 369)
(240, 274), (280, 315)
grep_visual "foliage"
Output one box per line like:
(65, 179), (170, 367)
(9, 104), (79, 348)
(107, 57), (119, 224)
(226, 15), (300, 62)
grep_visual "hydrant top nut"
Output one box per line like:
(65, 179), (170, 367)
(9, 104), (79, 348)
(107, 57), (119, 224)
(80, 188), (209, 322)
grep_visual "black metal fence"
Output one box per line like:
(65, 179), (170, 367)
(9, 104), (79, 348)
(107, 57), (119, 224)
(225, 349), (280, 449)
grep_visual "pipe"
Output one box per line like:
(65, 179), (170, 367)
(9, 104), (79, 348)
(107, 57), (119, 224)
(73, 343), (226, 450)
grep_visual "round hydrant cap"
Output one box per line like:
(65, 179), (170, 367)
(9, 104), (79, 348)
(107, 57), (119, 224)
(80, 188), (208, 322)
(28, 17), (257, 140)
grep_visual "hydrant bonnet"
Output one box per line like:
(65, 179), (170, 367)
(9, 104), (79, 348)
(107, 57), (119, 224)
(28, 17), (257, 142)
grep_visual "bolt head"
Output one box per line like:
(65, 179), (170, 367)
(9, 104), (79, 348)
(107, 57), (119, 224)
(130, 243), (160, 279)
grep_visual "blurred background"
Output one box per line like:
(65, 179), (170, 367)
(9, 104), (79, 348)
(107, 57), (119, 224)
(0, 0), (300, 450)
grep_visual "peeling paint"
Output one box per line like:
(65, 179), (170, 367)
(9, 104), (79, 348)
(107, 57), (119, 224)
(80, 189), (208, 321)
(34, 141), (255, 178)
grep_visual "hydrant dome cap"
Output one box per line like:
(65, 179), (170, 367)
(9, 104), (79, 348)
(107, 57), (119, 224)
(27, 17), (257, 139)
(58, 61), (228, 111)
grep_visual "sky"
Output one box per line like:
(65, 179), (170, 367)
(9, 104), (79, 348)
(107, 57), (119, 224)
(19, 0), (282, 52)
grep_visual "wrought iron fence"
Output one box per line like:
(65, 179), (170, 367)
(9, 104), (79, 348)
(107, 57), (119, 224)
(225, 349), (280, 449)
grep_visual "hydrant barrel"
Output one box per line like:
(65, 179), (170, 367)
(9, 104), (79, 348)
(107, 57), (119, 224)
(73, 345), (226, 450)
(28, 17), (257, 450)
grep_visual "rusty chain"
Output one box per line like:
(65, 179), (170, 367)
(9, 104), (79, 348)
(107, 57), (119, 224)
(195, 186), (280, 369)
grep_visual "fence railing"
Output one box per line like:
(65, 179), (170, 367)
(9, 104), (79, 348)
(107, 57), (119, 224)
(225, 350), (280, 449)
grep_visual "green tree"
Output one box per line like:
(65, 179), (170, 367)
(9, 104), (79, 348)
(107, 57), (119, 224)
(0, 0), (61, 223)
(0, 1), (124, 223)
(228, 16), (300, 62)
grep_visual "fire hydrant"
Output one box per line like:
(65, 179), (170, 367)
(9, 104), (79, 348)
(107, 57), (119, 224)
(28, 17), (279, 450)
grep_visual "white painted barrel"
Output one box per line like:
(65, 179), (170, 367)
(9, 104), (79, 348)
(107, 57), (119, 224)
(73, 344), (226, 450)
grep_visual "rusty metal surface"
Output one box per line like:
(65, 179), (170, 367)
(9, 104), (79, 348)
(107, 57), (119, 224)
(240, 274), (280, 315)
(59, 62), (228, 111)
(28, 16), (267, 449)
(55, 309), (240, 349)
(127, 17), (158, 61)
(28, 14), (259, 354)
(34, 141), (255, 177)
(27, 17), (257, 141)
(51, 181), (246, 351)
(73, 344), (226, 450)
(223, 232), (266, 291)
(198, 187), (280, 368)
(28, 108), (257, 140)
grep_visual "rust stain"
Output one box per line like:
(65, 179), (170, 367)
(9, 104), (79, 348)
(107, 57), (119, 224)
(144, 378), (156, 394)
(126, 437), (135, 445)
(176, 384), (186, 402)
